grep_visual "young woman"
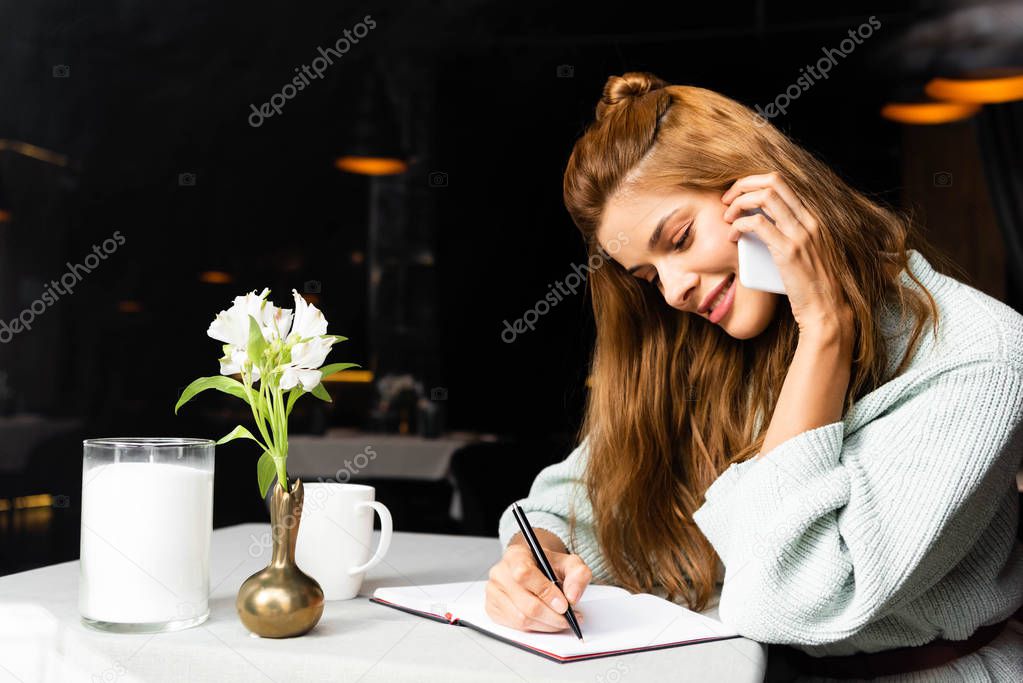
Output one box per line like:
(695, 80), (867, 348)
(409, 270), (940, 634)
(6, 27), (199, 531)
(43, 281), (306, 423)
(485, 72), (1023, 679)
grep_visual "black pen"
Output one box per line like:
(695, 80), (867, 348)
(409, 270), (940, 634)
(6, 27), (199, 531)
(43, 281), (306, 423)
(510, 502), (584, 640)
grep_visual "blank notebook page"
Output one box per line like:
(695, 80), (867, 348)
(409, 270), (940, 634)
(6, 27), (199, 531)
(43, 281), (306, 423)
(372, 581), (738, 659)
(371, 580), (629, 618)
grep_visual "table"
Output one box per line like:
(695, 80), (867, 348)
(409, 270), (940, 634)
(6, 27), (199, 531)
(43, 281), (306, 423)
(286, 429), (496, 521)
(0, 414), (81, 474)
(286, 429), (493, 481)
(0, 524), (767, 682)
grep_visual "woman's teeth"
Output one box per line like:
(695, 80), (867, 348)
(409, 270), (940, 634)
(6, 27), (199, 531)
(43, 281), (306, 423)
(708, 274), (734, 313)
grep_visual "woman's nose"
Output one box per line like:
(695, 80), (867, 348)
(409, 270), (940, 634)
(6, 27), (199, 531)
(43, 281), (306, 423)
(659, 268), (694, 311)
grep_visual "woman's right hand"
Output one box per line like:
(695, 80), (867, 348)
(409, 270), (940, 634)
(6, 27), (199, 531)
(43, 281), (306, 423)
(484, 537), (592, 632)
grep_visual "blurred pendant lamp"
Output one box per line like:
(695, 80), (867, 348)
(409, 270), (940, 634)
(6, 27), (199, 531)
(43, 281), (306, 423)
(882, 100), (981, 124)
(335, 62), (408, 176)
(879, 2), (1023, 123)
(881, 76), (982, 125)
(926, 67), (1023, 105)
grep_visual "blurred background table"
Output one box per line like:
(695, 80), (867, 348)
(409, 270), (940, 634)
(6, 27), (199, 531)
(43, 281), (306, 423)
(286, 428), (495, 531)
(288, 428), (494, 480)
(0, 415), (81, 474)
(0, 523), (767, 683)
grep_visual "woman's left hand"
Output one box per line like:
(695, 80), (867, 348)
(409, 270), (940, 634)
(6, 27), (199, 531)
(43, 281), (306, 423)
(721, 172), (853, 344)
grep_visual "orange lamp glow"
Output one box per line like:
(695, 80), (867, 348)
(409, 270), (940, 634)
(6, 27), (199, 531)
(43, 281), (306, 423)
(0, 209), (10, 223)
(335, 156), (408, 176)
(13, 494), (53, 509)
(117, 300), (143, 313)
(322, 370), (374, 383)
(199, 270), (233, 284)
(925, 72), (1023, 104)
(881, 101), (981, 124)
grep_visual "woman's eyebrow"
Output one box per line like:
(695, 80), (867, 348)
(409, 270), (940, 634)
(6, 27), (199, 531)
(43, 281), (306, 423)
(626, 206), (682, 275)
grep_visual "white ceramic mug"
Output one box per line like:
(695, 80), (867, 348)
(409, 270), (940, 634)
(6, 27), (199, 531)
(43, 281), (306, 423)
(296, 483), (393, 600)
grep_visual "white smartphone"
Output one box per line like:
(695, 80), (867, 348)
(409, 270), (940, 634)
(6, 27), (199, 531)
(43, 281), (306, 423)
(737, 208), (786, 294)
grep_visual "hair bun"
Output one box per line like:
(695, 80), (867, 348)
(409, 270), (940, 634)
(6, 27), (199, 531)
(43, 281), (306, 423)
(596, 72), (669, 119)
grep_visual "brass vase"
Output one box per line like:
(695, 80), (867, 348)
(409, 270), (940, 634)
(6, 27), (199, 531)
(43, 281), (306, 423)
(236, 478), (324, 637)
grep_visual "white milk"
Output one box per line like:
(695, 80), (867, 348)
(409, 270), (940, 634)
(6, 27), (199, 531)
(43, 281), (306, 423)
(79, 462), (213, 624)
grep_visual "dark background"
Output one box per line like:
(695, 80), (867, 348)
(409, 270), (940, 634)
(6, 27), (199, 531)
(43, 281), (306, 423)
(1, 0), (1018, 574)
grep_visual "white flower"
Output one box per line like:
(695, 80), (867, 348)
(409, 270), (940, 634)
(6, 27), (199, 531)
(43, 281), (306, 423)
(208, 288), (281, 377)
(207, 288), (334, 387)
(287, 289), (327, 341)
(208, 292), (255, 348)
(208, 288), (277, 344)
(219, 345), (261, 381)
(279, 336), (332, 392)
(266, 305), (294, 342)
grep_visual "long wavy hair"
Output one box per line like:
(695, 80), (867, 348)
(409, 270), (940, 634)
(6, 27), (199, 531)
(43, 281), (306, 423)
(562, 71), (949, 611)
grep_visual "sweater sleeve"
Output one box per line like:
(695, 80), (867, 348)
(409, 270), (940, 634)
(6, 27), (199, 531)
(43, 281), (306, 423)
(692, 358), (1023, 646)
(497, 437), (612, 582)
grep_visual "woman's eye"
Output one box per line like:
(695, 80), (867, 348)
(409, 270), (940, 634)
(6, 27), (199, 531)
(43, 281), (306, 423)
(642, 222), (692, 286)
(672, 224), (692, 251)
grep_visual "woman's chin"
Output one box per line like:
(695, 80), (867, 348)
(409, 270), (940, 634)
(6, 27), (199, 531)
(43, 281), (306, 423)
(721, 317), (762, 340)
(718, 289), (779, 340)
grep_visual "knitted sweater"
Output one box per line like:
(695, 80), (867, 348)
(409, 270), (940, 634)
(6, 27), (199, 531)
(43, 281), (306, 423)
(498, 249), (1023, 659)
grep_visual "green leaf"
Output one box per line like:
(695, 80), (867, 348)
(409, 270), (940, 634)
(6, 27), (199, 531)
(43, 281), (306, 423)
(318, 362), (360, 378)
(311, 382), (332, 403)
(286, 387), (305, 418)
(247, 315), (267, 370)
(175, 376), (249, 414)
(217, 425), (261, 446)
(257, 451), (277, 498)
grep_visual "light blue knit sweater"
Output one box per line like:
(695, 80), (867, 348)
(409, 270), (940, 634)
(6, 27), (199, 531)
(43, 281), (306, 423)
(498, 249), (1023, 663)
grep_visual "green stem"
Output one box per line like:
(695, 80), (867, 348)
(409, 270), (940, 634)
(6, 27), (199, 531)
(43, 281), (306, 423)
(275, 384), (288, 460)
(244, 368), (274, 450)
(264, 370), (288, 490)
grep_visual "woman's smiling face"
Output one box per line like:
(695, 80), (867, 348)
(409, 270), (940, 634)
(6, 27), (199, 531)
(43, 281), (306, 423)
(596, 184), (780, 340)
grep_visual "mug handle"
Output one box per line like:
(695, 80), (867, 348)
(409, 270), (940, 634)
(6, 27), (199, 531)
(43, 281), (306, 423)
(348, 501), (393, 576)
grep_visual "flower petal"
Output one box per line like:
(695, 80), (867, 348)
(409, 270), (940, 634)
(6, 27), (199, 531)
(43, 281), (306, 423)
(290, 337), (332, 370)
(219, 357), (241, 375)
(268, 306), (294, 341)
(297, 368), (322, 392)
(289, 289), (328, 341)
(280, 366), (299, 391)
(220, 346), (260, 380)
(207, 308), (249, 347)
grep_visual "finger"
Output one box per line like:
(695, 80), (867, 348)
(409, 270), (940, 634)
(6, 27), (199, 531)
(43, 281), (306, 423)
(493, 561), (571, 629)
(504, 579), (571, 631)
(511, 556), (574, 613)
(551, 554), (592, 604)
(722, 172), (816, 229)
(722, 189), (809, 246)
(485, 580), (566, 632)
(729, 212), (790, 259)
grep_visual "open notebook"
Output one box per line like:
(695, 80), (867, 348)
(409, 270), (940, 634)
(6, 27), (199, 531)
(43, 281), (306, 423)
(370, 580), (740, 663)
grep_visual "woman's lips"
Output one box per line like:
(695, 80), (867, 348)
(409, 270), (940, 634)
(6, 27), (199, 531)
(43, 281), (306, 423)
(699, 273), (735, 313)
(708, 274), (736, 324)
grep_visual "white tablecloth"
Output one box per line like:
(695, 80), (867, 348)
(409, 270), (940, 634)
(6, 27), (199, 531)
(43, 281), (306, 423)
(286, 429), (492, 481)
(0, 524), (766, 682)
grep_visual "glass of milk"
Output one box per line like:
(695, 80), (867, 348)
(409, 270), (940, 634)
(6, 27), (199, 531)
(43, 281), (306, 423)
(79, 438), (214, 633)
